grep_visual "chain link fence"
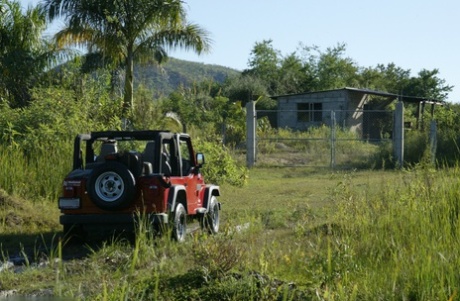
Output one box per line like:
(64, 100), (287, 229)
(254, 109), (394, 168)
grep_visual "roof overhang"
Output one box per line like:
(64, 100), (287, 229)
(272, 87), (445, 105)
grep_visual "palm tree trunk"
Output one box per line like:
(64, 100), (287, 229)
(123, 46), (134, 117)
(110, 68), (123, 99)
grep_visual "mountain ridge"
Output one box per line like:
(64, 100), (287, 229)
(134, 57), (241, 96)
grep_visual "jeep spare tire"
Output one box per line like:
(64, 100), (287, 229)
(87, 161), (136, 210)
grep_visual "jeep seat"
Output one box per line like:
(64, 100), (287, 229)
(119, 151), (143, 178)
(97, 141), (118, 162)
(143, 142), (155, 165)
(161, 152), (172, 176)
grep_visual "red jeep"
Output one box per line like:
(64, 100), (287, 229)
(58, 130), (221, 241)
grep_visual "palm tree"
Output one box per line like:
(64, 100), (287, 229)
(40, 0), (212, 116)
(0, 0), (49, 107)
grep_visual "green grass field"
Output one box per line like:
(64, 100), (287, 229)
(1, 166), (460, 300)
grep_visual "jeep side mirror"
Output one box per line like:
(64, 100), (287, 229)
(196, 153), (205, 166)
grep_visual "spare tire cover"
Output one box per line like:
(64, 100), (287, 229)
(87, 161), (136, 210)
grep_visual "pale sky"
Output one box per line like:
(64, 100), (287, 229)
(19, 0), (460, 103)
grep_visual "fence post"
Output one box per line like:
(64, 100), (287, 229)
(330, 111), (336, 169)
(246, 101), (256, 168)
(393, 101), (404, 168)
(430, 120), (437, 165)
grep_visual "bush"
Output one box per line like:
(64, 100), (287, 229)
(194, 137), (248, 187)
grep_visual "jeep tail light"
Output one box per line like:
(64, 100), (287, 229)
(59, 197), (80, 209)
(63, 180), (81, 197)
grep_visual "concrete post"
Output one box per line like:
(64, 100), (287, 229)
(330, 111), (336, 169)
(246, 101), (256, 168)
(430, 120), (437, 165)
(393, 101), (404, 168)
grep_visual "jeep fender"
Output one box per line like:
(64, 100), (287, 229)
(167, 185), (187, 213)
(203, 185), (221, 211)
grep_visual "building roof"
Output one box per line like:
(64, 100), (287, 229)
(272, 87), (444, 105)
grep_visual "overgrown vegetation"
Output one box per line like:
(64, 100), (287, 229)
(3, 167), (460, 300)
(2, 0), (460, 299)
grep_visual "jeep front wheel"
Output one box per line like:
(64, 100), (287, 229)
(87, 162), (136, 210)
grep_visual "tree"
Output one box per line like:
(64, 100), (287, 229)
(243, 39), (281, 95)
(300, 43), (360, 91)
(244, 41), (361, 95)
(277, 52), (311, 94)
(360, 65), (453, 101)
(404, 69), (453, 101)
(0, 0), (49, 107)
(222, 74), (268, 106)
(360, 63), (411, 94)
(41, 0), (212, 116)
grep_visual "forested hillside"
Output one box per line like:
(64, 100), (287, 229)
(135, 58), (240, 96)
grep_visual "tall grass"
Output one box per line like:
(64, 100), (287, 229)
(256, 125), (390, 168)
(0, 141), (72, 202)
(3, 162), (460, 299)
(213, 167), (460, 300)
(315, 167), (460, 300)
(255, 123), (460, 169)
(3, 100), (460, 299)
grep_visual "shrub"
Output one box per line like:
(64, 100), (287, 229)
(194, 137), (248, 187)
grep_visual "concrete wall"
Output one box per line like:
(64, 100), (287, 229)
(277, 90), (349, 130)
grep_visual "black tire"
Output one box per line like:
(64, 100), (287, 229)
(172, 203), (187, 242)
(201, 196), (220, 234)
(87, 161), (136, 210)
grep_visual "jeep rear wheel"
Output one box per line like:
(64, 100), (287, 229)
(87, 162), (136, 210)
(201, 196), (220, 234)
(172, 203), (187, 242)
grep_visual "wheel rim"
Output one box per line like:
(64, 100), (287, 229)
(211, 204), (219, 229)
(177, 213), (186, 239)
(95, 171), (125, 202)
